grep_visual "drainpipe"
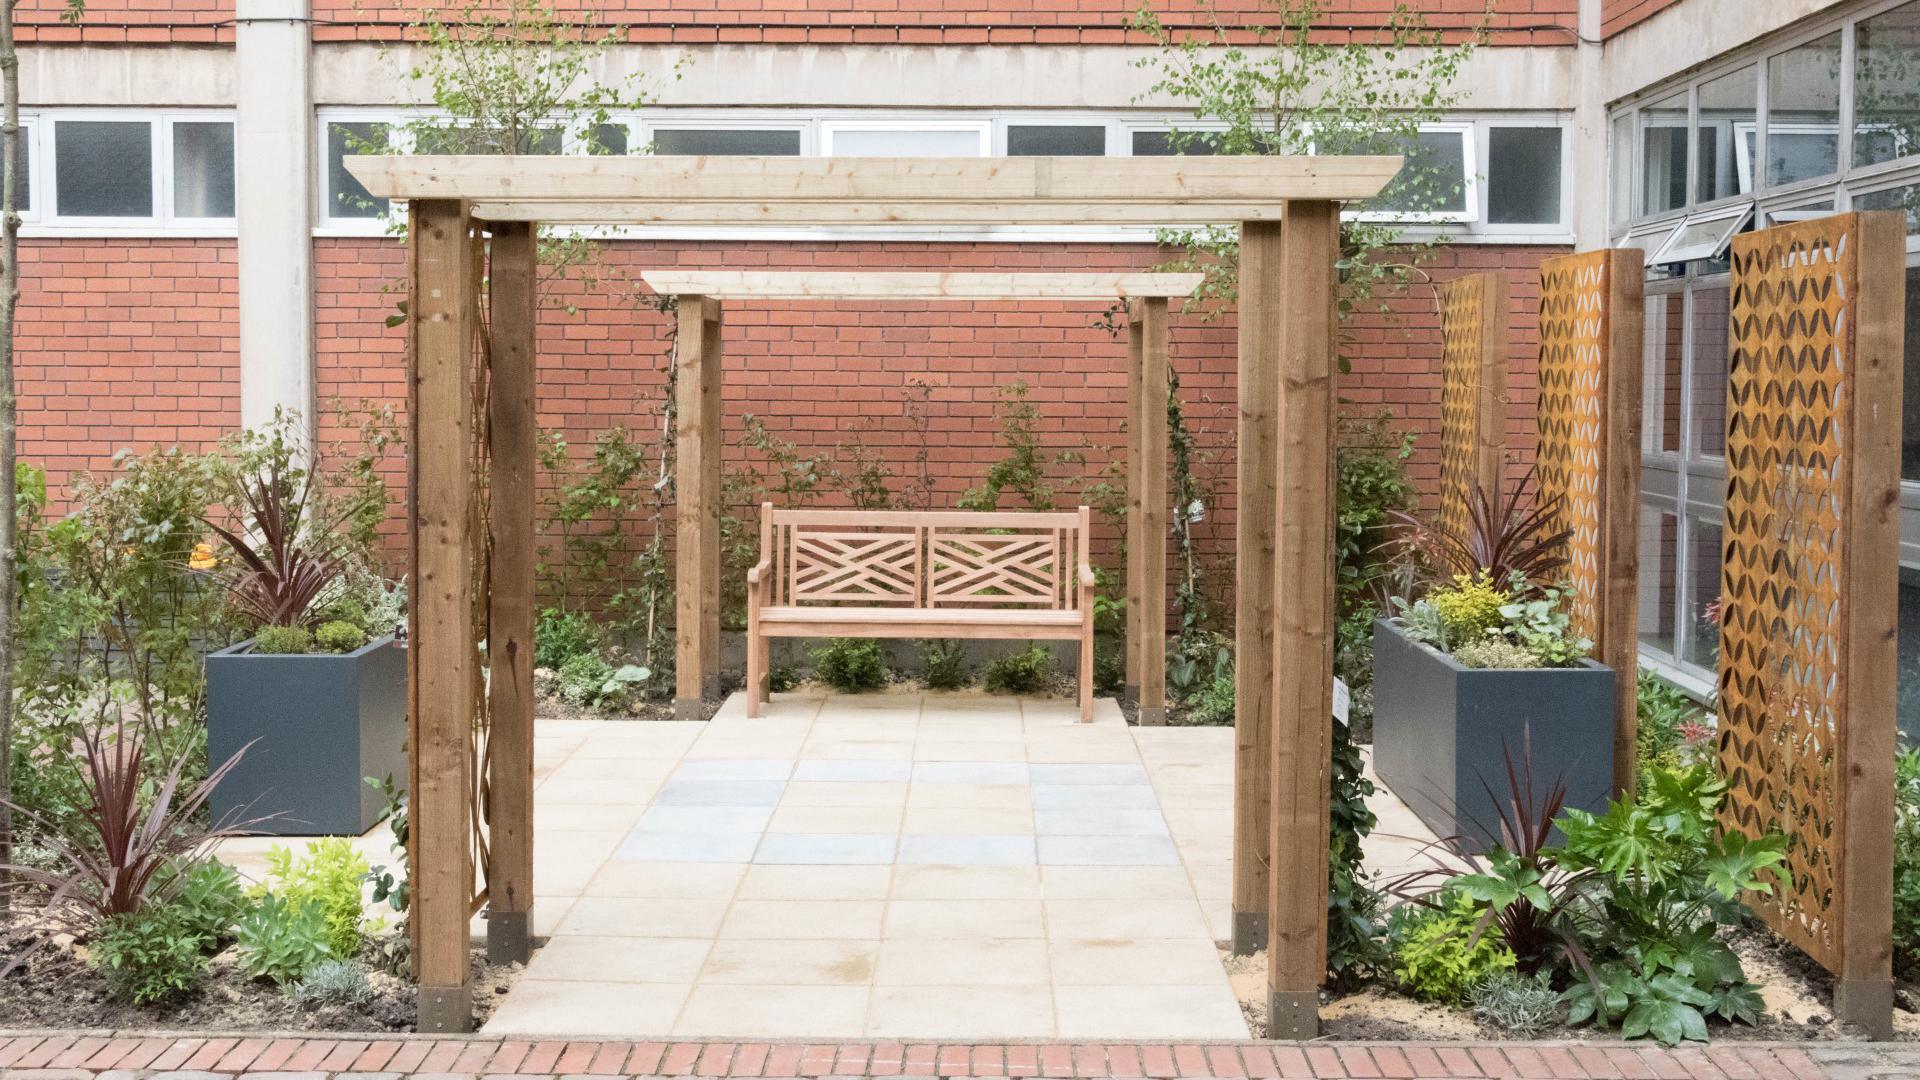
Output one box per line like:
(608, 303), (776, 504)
(234, 0), (316, 439)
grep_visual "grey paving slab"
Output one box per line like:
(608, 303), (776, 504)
(911, 761), (1030, 784)
(653, 779), (787, 806)
(792, 759), (915, 782)
(897, 833), (1039, 866)
(754, 832), (898, 865)
(1031, 783), (1161, 809)
(1035, 833), (1181, 866)
(614, 830), (763, 863)
(634, 804), (776, 833)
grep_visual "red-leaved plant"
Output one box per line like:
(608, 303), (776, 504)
(1390, 468), (1573, 591)
(203, 441), (350, 627)
(0, 710), (262, 964)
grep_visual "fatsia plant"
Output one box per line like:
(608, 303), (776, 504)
(1391, 468), (1572, 591)
(0, 708), (259, 962)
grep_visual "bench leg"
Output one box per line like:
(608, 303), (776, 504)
(1079, 625), (1094, 723)
(746, 628), (762, 719)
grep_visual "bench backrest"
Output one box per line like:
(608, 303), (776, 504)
(760, 506), (1090, 611)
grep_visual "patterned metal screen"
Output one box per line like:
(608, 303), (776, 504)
(1717, 213), (1897, 974)
(1535, 252), (1611, 640)
(1436, 274), (1505, 539)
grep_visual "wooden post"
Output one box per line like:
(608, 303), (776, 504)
(1598, 253), (1644, 798)
(675, 295), (722, 720)
(701, 305), (725, 700)
(1231, 221), (1281, 956)
(1265, 202), (1339, 1039)
(1472, 274), (1509, 500)
(484, 221), (536, 965)
(1833, 210), (1905, 1036)
(1137, 297), (1169, 726)
(406, 199), (477, 1033)
(1125, 308), (1144, 705)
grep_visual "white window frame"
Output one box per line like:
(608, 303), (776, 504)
(15, 115), (38, 224)
(1480, 119), (1574, 238)
(1648, 201), (1754, 265)
(818, 118), (990, 157)
(27, 109), (237, 236)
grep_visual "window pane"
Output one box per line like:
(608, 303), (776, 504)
(1640, 91), (1688, 215)
(1682, 517), (1722, 670)
(1645, 292), (1685, 454)
(1486, 126), (1561, 225)
(1900, 566), (1920, 743)
(1611, 111), (1634, 220)
(1696, 65), (1755, 203)
(1639, 505), (1679, 654)
(1007, 124), (1105, 156)
(588, 123), (628, 155)
(54, 119), (152, 217)
(1131, 130), (1217, 156)
(1767, 31), (1841, 185)
(414, 123), (560, 155)
(172, 121), (234, 218)
(828, 127), (982, 156)
(1690, 285), (1731, 458)
(1857, 183), (1920, 238)
(651, 128), (802, 155)
(15, 129), (28, 211)
(1902, 265), (1920, 480)
(1368, 129), (1467, 215)
(1855, 0), (1920, 168)
(327, 121), (388, 220)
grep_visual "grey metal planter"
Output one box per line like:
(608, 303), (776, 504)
(206, 634), (408, 836)
(1371, 618), (1615, 853)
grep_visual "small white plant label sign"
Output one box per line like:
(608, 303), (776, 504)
(1332, 677), (1351, 725)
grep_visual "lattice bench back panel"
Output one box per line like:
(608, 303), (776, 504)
(767, 509), (1086, 610)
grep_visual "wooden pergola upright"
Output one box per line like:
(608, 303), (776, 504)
(344, 153), (1400, 1037)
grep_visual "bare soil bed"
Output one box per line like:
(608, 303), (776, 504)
(0, 929), (518, 1033)
(1221, 928), (1920, 1043)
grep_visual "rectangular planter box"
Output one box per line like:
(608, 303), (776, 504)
(206, 634), (408, 836)
(1371, 618), (1615, 853)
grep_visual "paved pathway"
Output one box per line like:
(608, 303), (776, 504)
(0, 1034), (1913, 1079)
(475, 692), (1250, 1040)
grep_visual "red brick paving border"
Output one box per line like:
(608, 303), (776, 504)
(0, 1034), (1910, 1080)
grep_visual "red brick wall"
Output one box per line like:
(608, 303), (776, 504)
(17, 238), (240, 507)
(19, 0), (1575, 45)
(1601, 0), (1686, 39)
(309, 237), (1565, 598)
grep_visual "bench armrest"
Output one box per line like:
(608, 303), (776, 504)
(1078, 563), (1097, 590)
(746, 557), (772, 585)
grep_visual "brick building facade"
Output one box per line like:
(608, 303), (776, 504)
(16, 0), (1920, 685)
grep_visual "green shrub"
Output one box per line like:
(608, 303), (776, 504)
(535, 606), (601, 670)
(255, 839), (369, 958)
(1892, 745), (1919, 980)
(811, 638), (889, 692)
(1191, 665), (1235, 725)
(160, 858), (248, 950)
(983, 645), (1054, 694)
(1467, 970), (1560, 1035)
(1093, 638), (1125, 694)
(313, 620), (368, 653)
(91, 903), (210, 1005)
(1391, 895), (1516, 1004)
(768, 663), (799, 694)
(1635, 671), (1713, 778)
(235, 893), (336, 986)
(557, 652), (614, 706)
(287, 957), (374, 1008)
(918, 639), (969, 690)
(253, 625), (312, 655)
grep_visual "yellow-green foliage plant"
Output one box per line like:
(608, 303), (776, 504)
(253, 839), (371, 958)
(1392, 894), (1517, 1004)
(1429, 572), (1509, 646)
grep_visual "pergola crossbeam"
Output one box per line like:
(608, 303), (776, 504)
(639, 270), (1204, 301)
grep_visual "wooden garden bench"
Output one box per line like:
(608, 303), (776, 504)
(745, 504), (1096, 721)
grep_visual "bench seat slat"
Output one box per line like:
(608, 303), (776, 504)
(760, 605), (1081, 626)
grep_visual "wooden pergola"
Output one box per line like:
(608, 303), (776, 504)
(633, 268), (1203, 724)
(344, 153), (1400, 1037)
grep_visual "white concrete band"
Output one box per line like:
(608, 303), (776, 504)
(235, 0), (316, 435)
